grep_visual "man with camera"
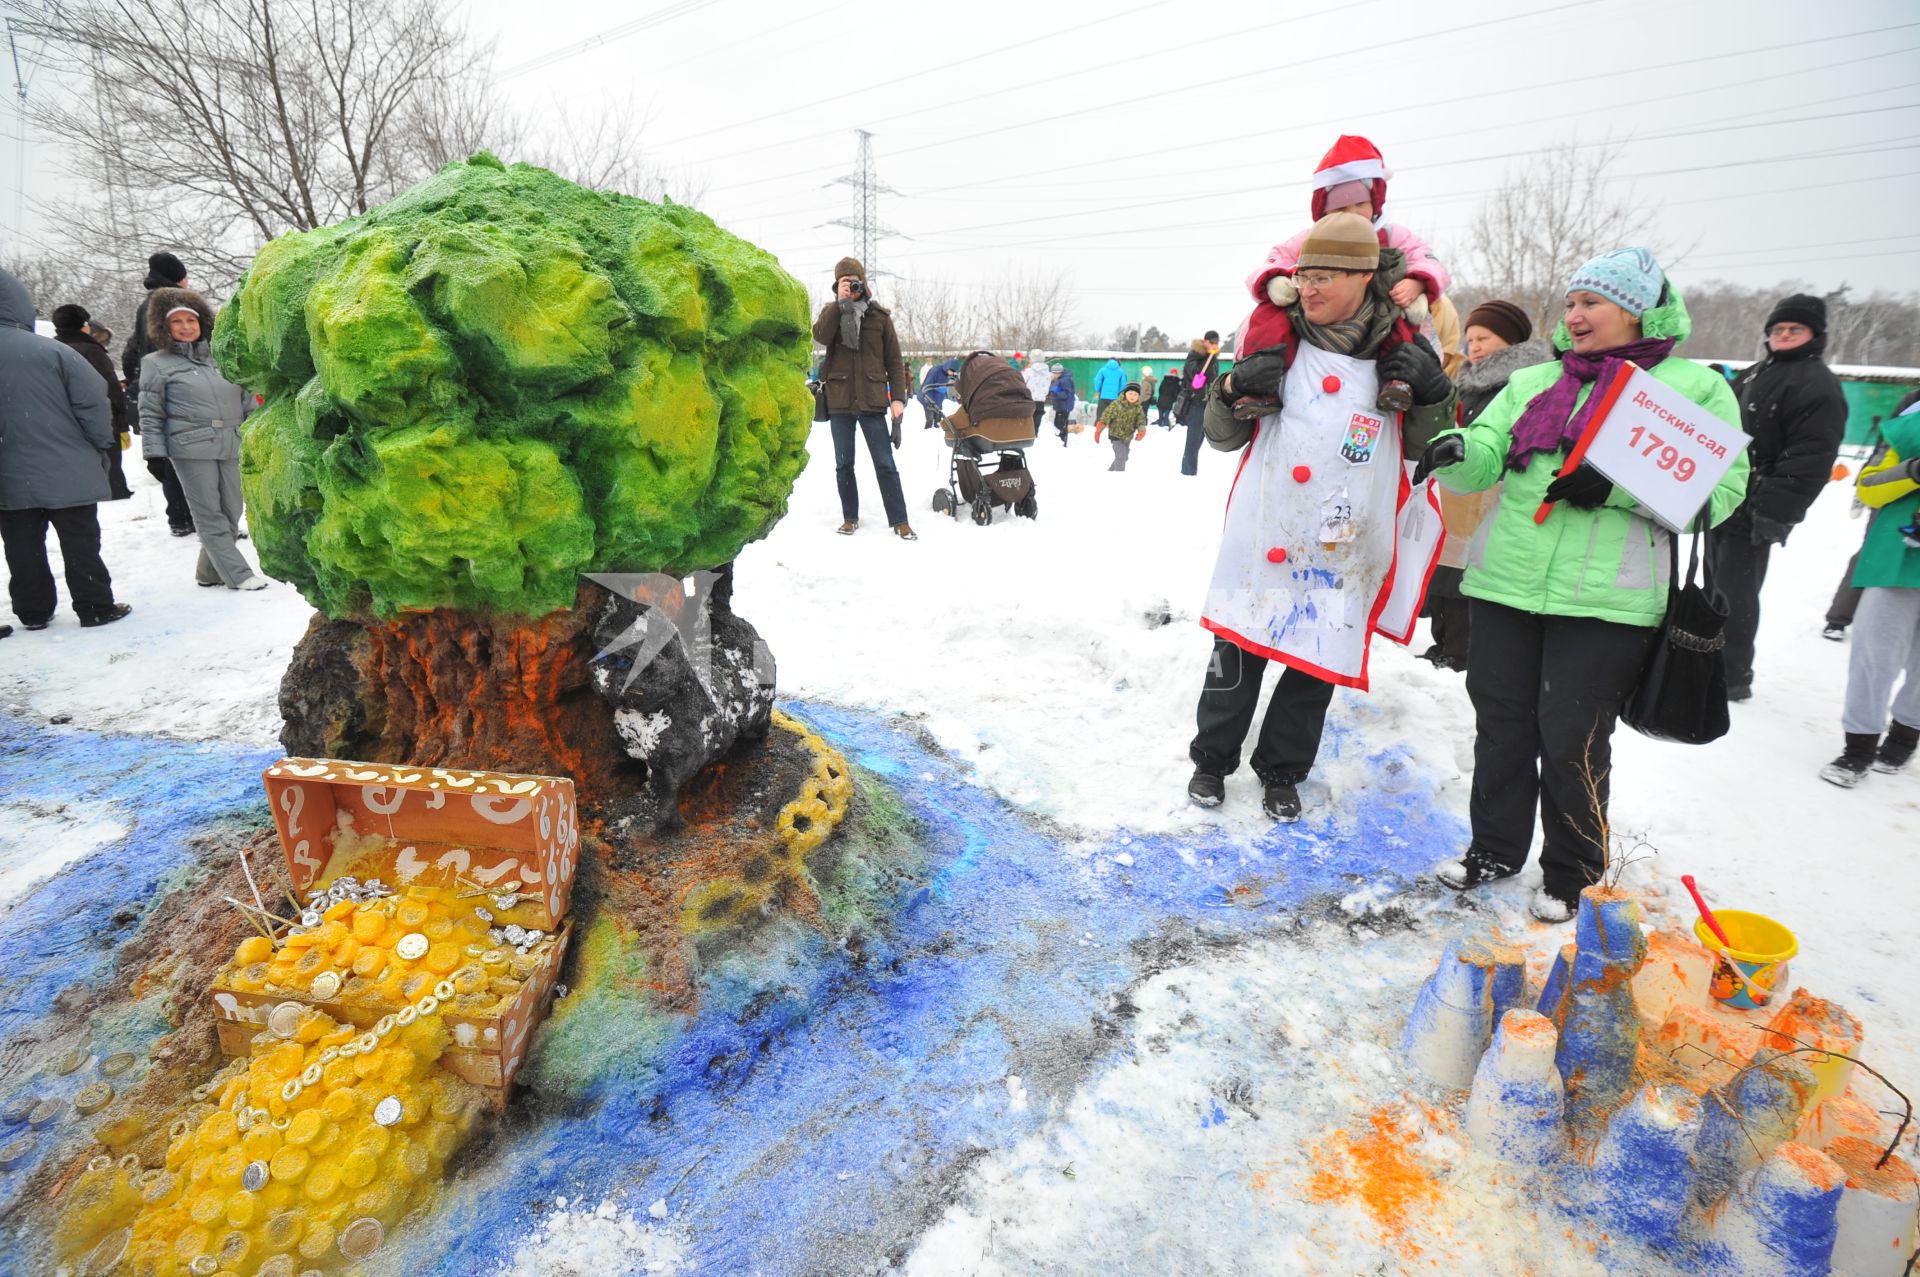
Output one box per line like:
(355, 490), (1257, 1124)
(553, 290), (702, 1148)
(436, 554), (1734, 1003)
(812, 257), (917, 541)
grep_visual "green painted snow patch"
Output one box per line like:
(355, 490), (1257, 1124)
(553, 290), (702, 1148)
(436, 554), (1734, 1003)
(217, 152), (814, 619)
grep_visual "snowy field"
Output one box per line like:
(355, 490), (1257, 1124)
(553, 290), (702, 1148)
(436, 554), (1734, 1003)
(2, 418), (1915, 1273)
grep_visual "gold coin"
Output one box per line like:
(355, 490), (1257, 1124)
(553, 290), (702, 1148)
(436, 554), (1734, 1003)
(74, 1082), (114, 1115)
(100, 1051), (137, 1077)
(58, 1047), (91, 1075)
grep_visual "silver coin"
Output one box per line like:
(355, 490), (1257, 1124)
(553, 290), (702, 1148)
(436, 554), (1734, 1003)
(503, 924), (526, 945)
(473, 907), (493, 923)
(267, 1002), (304, 1039)
(242, 1158), (270, 1191)
(27, 1097), (65, 1127)
(1, 1096), (34, 1125)
(395, 933), (429, 961)
(373, 1096), (403, 1127)
(310, 971), (341, 1000)
(337, 1215), (384, 1259)
(0, 1134), (31, 1169)
(58, 1047), (92, 1076)
(491, 893), (519, 911)
(300, 910), (322, 928)
(81, 1224), (131, 1275)
(525, 929), (546, 944)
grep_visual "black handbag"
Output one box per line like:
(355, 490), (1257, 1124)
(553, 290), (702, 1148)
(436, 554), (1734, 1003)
(810, 379), (829, 424)
(1623, 521), (1730, 745)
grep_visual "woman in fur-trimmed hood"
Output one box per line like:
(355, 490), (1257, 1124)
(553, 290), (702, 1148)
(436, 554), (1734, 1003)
(137, 286), (268, 591)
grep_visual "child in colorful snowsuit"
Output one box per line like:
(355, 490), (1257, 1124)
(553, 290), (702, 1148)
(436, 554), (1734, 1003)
(1231, 135), (1452, 419)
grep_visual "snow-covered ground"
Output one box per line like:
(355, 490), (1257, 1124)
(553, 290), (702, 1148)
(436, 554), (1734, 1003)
(2, 418), (1914, 1272)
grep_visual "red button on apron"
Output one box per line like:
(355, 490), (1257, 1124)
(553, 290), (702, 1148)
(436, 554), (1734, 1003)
(1322, 374), (1341, 393)
(1292, 465), (1312, 483)
(1266, 547), (1288, 564)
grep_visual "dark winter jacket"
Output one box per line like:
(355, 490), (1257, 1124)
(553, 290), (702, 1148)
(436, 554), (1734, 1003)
(1047, 369), (1077, 413)
(812, 299), (911, 415)
(137, 287), (252, 462)
(1176, 341), (1219, 425)
(955, 352), (1036, 424)
(1156, 368), (1181, 415)
(919, 356), (959, 410)
(54, 324), (130, 436)
(122, 291), (160, 405)
(1454, 338), (1553, 426)
(1727, 336), (1848, 533)
(0, 268), (114, 511)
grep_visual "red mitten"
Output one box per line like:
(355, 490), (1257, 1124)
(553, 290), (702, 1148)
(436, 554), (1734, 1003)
(1135, 430), (1145, 442)
(1094, 424), (1105, 443)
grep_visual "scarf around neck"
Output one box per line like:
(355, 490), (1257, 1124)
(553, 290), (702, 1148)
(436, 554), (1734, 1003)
(1505, 335), (1677, 471)
(1294, 296), (1377, 356)
(838, 298), (868, 351)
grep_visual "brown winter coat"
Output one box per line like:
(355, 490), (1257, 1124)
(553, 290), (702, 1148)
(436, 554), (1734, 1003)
(812, 299), (911, 415)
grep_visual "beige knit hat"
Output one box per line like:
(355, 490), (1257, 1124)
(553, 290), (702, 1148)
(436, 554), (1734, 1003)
(1295, 212), (1380, 272)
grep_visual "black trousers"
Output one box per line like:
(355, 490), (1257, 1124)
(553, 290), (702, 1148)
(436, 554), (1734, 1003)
(1190, 636), (1337, 785)
(1707, 528), (1770, 693)
(146, 456), (193, 530)
(1, 504), (116, 624)
(105, 442), (133, 500)
(1465, 600), (1658, 901)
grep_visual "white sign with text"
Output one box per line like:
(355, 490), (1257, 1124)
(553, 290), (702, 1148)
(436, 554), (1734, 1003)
(1583, 366), (1750, 531)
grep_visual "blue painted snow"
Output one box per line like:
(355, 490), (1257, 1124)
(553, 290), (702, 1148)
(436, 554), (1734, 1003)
(0, 700), (1467, 1273)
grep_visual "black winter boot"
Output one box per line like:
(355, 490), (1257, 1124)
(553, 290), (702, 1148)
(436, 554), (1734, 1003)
(1261, 780), (1301, 823)
(1820, 733), (1880, 788)
(1186, 769), (1225, 808)
(1875, 721), (1919, 774)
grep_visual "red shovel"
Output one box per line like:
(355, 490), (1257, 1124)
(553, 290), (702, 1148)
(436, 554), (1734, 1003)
(1681, 874), (1733, 947)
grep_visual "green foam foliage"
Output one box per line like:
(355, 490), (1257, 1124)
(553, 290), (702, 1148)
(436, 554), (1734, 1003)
(217, 152), (812, 618)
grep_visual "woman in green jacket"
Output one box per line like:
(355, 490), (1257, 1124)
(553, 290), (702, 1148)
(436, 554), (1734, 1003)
(1822, 402), (1920, 785)
(1411, 249), (1748, 922)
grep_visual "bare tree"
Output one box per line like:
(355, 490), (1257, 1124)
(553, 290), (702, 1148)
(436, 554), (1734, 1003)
(1, 249), (146, 356)
(520, 95), (709, 205)
(1467, 140), (1669, 333)
(887, 274), (975, 354)
(975, 270), (1077, 352)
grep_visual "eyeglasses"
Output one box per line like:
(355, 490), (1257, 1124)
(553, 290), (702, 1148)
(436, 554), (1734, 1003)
(1296, 271), (1355, 291)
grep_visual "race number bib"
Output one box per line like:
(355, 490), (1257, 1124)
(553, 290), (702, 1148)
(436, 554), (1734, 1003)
(1319, 486), (1356, 544)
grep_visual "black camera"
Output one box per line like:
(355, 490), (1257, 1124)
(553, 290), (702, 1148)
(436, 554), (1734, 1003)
(845, 278), (864, 297)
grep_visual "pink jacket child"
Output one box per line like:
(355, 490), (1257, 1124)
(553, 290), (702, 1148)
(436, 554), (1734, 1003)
(1234, 136), (1450, 415)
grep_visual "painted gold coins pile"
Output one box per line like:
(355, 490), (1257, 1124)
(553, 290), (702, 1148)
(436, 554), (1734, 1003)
(60, 1002), (481, 1276)
(217, 879), (558, 1020)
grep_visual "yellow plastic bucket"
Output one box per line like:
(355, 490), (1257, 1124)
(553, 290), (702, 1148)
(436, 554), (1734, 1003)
(1694, 910), (1797, 1010)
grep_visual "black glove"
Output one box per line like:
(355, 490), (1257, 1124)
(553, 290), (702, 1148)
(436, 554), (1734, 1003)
(1412, 435), (1466, 485)
(1225, 348), (1288, 400)
(1750, 513), (1791, 546)
(1543, 463), (1615, 510)
(1376, 338), (1451, 407)
(890, 419), (902, 449)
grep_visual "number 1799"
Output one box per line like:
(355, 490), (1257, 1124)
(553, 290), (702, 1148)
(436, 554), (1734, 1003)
(1626, 424), (1697, 481)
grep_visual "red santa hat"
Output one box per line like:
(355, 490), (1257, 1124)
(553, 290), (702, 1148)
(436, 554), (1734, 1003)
(1309, 134), (1392, 222)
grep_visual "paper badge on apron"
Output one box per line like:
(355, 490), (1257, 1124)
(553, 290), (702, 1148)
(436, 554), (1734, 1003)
(1340, 411), (1385, 465)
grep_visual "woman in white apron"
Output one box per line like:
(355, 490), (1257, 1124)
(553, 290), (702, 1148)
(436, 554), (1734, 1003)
(1187, 213), (1456, 822)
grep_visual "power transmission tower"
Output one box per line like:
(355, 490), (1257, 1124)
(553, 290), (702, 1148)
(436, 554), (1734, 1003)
(826, 129), (902, 277)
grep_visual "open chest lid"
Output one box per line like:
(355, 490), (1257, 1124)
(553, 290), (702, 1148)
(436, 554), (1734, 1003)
(262, 758), (580, 926)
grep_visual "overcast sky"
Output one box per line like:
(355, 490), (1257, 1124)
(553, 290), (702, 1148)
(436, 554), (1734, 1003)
(7, 0), (1918, 344)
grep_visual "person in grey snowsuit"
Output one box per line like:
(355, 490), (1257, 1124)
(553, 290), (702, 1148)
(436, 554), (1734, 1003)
(0, 267), (131, 629)
(137, 287), (268, 590)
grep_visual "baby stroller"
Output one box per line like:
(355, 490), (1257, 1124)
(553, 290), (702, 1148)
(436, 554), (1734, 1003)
(931, 351), (1039, 525)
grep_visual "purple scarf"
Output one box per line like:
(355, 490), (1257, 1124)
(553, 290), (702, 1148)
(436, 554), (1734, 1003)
(1505, 336), (1677, 471)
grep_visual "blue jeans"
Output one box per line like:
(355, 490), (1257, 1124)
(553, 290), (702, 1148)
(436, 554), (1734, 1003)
(830, 413), (908, 527)
(1180, 410), (1205, 475)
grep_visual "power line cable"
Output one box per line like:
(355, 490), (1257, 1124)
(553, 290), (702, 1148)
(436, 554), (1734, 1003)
(497, 0), (723, 79)
(711, 21), (1918, 226)
(651, 0), (1179, 151)
(704, 0), (1605, 196)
